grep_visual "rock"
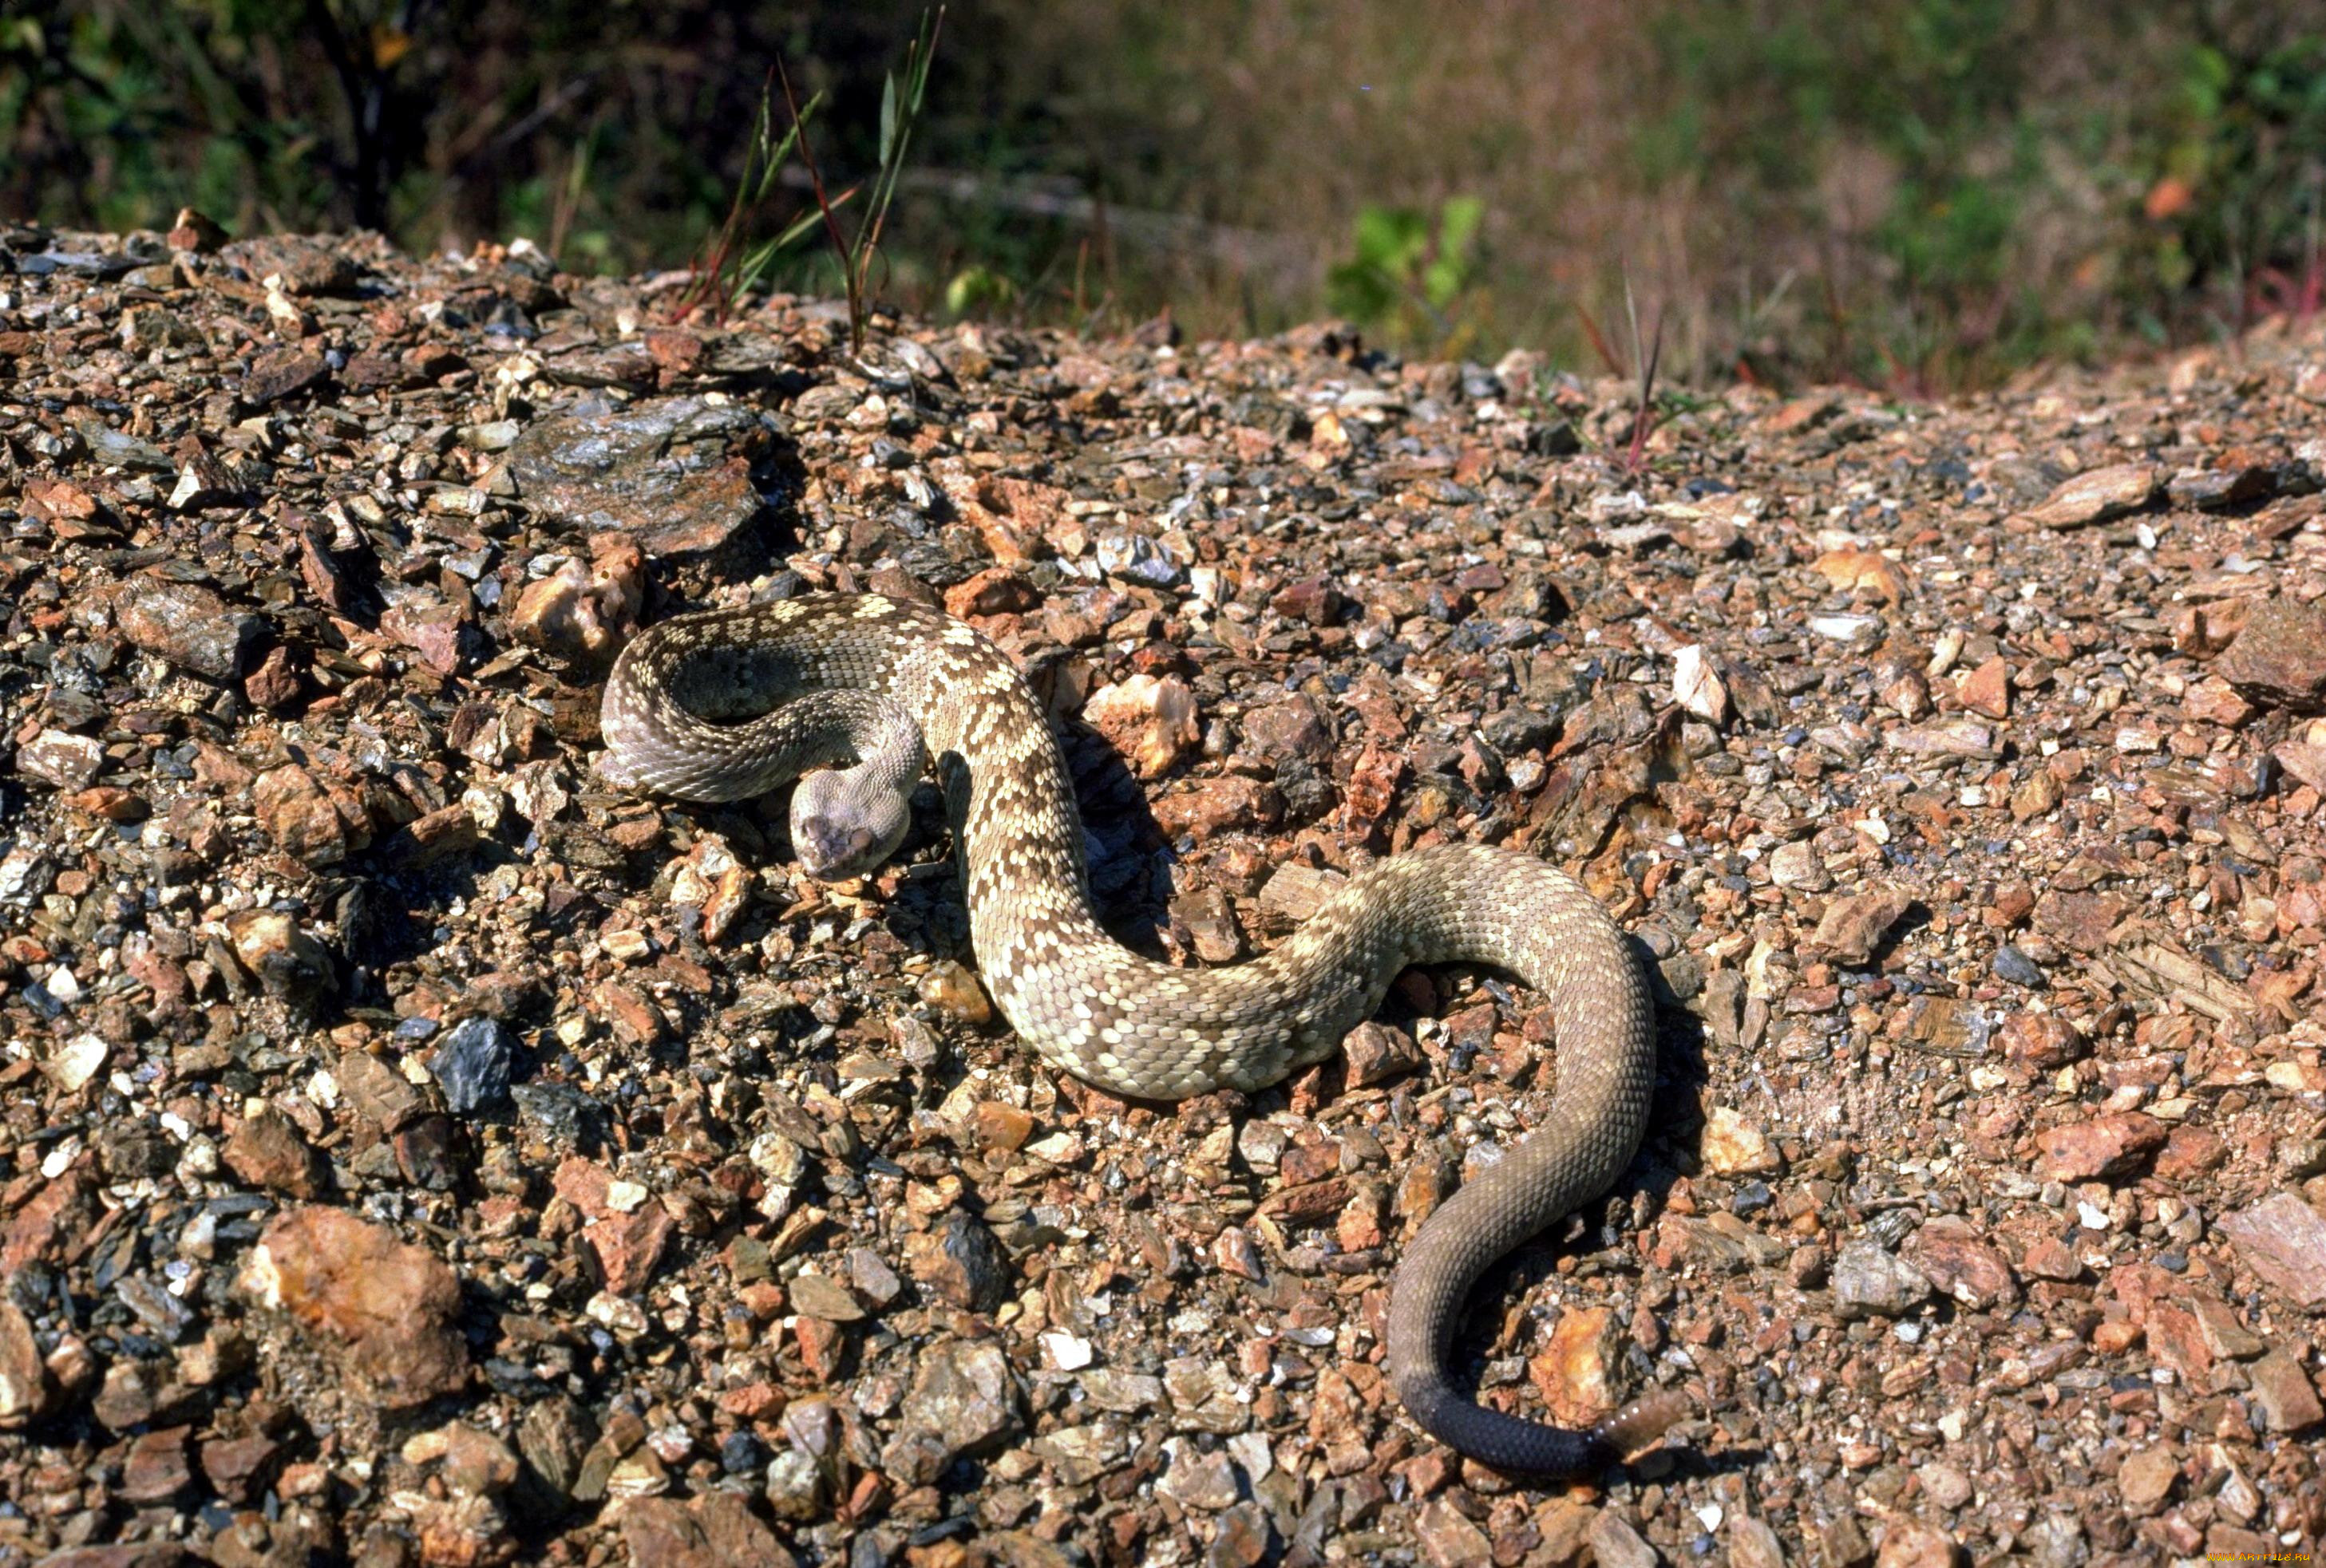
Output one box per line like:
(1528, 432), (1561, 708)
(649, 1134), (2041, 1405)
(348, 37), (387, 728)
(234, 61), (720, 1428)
(2218, 1192), (2326, 1306)
(107, 575), (259, 679)
(1159, 1440), (1241, 1510)
(2246, 1349), (2324, 1433)
(1084, 673), (1200, 778)
(2014, 463), (2157, 528)
(1871, 1517), (1956, 1568)
(1414, 1499), (1493, 1568)
(1813, 547), (1909, 602)
(254, 764), (366, 866)
(1767, 840), (1829, 891)
(1584, 1510), (1659, 1568)
(1342, 1020), (1424, 1088)
(943, 566), (1041, 618)
(1807, 889), (1913, 964)
(2032, 1112), (2166, 1183)
(617, 1492), (785, 1568)
(1672, 644), (1730, 724)
(670, 833), (750, 942)
(1830, 1241), (1932, 1320)
(1998, 1013), (2085, 1069)
(1528, 1305), (1618, 1426)
(2117, 1444), (2178, 1513)
(432, 1017), (517, 1113)
(1957, 655), (2011, 719)
(1905, 1216), (2018, 1309)
(222, 1109), (322, 1198)
(907, 1211), (1011, 1312)
(508, 540), (644, 665)
(118, 1425), (194, 1503)
(787, 1272), (866, 1323)
(0, 1300), (53, 1428)
(222, 235), (358, 294)
(880, 1338), (1023, 1486)
(17, 729), (105, 790)
(921, 960), (994, 1024)
(225, 908), (334, 1005)
(241, 1206), (469, 1407)
(501, 397), (773, 557)
(2214, 596), (2326, 710)
(1241, 696), (1335, 766)
(583, 1204), (674, 1297)
(1991, 945), (2046, 987)
(242, 347), (332, 403)
(1727, 1515), (1789, 1568)
(1700, 1105), (1781, 1175)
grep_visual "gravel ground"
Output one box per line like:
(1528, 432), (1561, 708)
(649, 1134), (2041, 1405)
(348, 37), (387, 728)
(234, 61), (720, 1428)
(2, 223), (2324, 1568)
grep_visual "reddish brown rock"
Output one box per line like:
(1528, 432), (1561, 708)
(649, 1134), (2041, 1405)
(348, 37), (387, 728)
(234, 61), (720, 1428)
(2014, 463), (2157, 529)
(1907, 1216), (2019, 1309)
(1999, 1012), (2086, 1070)
(1807, 888), (1914, 965)
(222, 1108), (322, 1198)
(2215, 596), (2326, 711)
(2218, 1192), (2326, 1307)
(241, 1207), (470, 1407)
(2033, 1112), (2166, 1183)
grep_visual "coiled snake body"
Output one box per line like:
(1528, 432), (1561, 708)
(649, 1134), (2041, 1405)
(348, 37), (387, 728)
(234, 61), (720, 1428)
(600, 592), (1681, 1474)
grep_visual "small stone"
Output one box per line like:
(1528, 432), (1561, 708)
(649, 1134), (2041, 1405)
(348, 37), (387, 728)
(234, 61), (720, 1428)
(225, 908), (334, 1005)
(240, 1206), (470, 1407)
(119, 1425), (194, 1503)
(242, 348), (332, 403)
(2033, 1112), (2166, 1183)
(1830, 1241), (1932, 1320)
(1528, 1305), (1618, 1426)
(254, 764), (366, 866)
(1999, 1013), (2085, 1069)
(2246, 1348), (2325, 1432)
(108, 575), (260, 679)
(906, 1211), (1011, 1312)
(0, 1300), (53, 1428)
(617, 1491), (786, 1568)
(787, 1273), (865, 1323)
(880, 1338), (1023, 1486)
(432, 1017), (517, 1113)
(1905, 1217), (2018, 1309)
(920, 961), (993, 1025)
(1813, 547), (1909, 602)
(1159, 1441), (1241, 1511)
(2218, 1192), (2326, 1306)
(942, 566), (1041, 618)
(2014, 463), (2157, 529)
(1414, 1499), (1493, 1568)
(1700, 1105), (1781, 1175)
(1956, 655), (2010, 719)
(1343, 1020), (1424, 1088)
(583, 1204), (675, 1297)
(2215, 596), (2326, 710)
(508, 541), (644, 665)
(1767, 840), (1829, 891)
(1727, 1515), (1790, 1568)
(1991, 945), (2046, 987)
(1084, 673), (1200, 779)
(1672, 644), (1730, 725)
(1808, 888), (1913, 964)
(2117, 1444), (2178, 1512)
(670, 833), (750, 942)
(223, 1109), (322, 1198)
(502, 397), (772, 558)
(16, 729), (105, 790)
(1871, 1517), (1956, 1568)
(1584, 1510), (1659, 1568)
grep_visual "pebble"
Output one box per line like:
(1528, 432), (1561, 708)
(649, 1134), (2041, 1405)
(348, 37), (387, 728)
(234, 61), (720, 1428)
(431, 1017), (518, 1113)
(240, 1207), (469, 1407)
(1830, 1240), (1933, 1320)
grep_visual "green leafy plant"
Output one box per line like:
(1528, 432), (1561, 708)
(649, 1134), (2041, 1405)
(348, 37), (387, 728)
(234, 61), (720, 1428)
(1325, 195), (1485, 344)
(784, 4), (944, 356)
(671, 74), (839, 323)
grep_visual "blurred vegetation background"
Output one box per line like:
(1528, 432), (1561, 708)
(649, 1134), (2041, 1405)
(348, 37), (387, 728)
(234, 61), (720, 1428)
(5, 0), (2324, 388)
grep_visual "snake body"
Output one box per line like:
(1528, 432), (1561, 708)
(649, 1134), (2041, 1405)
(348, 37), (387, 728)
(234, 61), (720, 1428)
(600, 592), (1679, 1474)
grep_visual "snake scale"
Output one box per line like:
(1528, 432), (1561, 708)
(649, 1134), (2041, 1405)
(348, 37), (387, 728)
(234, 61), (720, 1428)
(599, 591), (1684, 1475)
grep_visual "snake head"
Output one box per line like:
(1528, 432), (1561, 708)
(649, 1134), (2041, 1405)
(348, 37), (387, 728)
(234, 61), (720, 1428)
(790, 768), (909, 882)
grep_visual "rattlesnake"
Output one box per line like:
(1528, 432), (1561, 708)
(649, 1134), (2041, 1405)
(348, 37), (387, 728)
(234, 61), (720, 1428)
(599, 590), (1684, 1474)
